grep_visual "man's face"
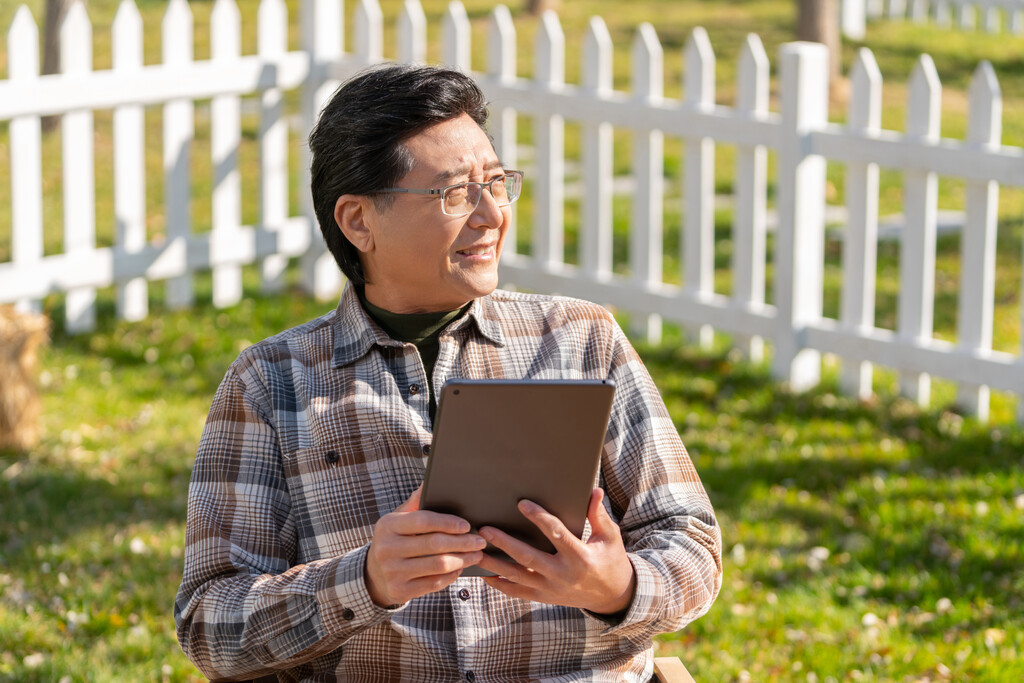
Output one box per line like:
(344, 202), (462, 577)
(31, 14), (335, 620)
(359, 113), (510, 314)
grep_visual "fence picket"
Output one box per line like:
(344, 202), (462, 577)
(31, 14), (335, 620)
(581, 16), (613, 280)
(631, 23), (664, 344)
(442, 2), (471, 71)
(936, 0), (952, 27)
(299, 0), (344, 300)
(397, 0), (426, 64)
(355, 0), (384, 64)
(899, 55), (941, 405)
(163, 0), (195, 309)
(774, 42), (829, 391)
(888, 0), (908, 19)
(956, 61), (1001, 421)
(911, 0), (930, 22)
(61, 1), (97, 333)
(684, 27), (716, 349)
(732, 33), (769, 362)
(533, 10), (565, 268)
(8, 7), (44, 314)
(957, 2), (976, 29)
(112, 0), (148, 322)
(210, 0), (243, 309)
(486, 5), (517, 255)
(840, 48), (883, 400)
(258, 0), (288, 293)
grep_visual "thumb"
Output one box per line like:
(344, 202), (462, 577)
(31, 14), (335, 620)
(586, 488), (618, 538)
(396, 485), (422, 513)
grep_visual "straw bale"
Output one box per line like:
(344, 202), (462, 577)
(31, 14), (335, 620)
(0, 306), (50, 451)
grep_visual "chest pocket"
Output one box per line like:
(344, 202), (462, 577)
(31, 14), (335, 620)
(285, 434), (388, 561)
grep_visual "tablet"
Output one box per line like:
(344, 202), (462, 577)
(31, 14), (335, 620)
(421, 379), (615, 577)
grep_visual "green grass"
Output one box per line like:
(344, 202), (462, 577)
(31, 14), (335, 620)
(1, 270), (1022, 681)
(1, 2), (1023, 679)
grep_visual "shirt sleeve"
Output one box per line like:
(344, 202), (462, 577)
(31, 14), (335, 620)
(587, 317), (723, 643)
(174, 363), (399, 680)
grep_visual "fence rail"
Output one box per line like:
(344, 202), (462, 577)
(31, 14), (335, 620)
(1, 0), (1022, 423)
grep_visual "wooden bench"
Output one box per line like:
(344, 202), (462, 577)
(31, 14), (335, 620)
(654, 655), (697, 683)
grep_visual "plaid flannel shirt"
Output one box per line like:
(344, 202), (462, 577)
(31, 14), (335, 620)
(175, 285), (722, 682)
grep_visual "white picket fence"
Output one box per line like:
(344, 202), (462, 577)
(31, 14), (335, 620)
(843, 0), (1024, 38)
(1, 0), (1023, 422)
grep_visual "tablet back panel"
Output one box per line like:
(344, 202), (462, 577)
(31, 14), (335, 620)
(422, 379), (614, 572)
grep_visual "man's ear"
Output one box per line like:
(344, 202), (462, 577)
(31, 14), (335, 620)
(334, 194), (377, 253)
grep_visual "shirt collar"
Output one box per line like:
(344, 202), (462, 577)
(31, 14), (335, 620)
(332, 283), (506, 368)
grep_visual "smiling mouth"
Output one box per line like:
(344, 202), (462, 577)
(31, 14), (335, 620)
(456, 245), (495, 257)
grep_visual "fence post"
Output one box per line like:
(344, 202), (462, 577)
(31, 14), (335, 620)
(773, 42), (829, 392)
(8, 8), (44, 315)
(442, 1), (471, 71)
(631, 23), (664, 344)
(898, 55), (940, 406)
(211, 0), (244, 309)
(732, 33), (769, 363)
(956, 61), (1001, 422)
(397, 0), (426, 65)
(113, 0), (148, 322)
(299, 0), (344, 300)
(61, 1), (97, 333)
(533, 10), (565, 269)
(841, 0), (866, 39)
(840, 48), (882, 400)
(163, 0), (195, 311)
(259, 0), (289, 293)
(487, 6), (517, 255)
(683, 27), (716, 350)
(581, 16), (613, 281)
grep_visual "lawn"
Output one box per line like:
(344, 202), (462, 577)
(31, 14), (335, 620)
(0, 272), (1021, 681)
(1, 0), (1023, 680)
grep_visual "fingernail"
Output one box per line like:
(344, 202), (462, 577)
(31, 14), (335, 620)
(518, 500), (537, 513)
(479, 528), (493, 541)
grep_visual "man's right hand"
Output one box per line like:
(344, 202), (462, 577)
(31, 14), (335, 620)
(364, 486), (485, 607)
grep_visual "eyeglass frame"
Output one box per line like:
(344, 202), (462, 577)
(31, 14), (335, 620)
(374, 170), (524, 217)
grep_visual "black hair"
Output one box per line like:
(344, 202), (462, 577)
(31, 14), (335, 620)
(308, 63), (489, 284)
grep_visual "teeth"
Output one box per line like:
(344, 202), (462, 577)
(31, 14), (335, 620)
(460, 246), (491, 256)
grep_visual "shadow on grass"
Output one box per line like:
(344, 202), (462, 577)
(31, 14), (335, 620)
(640, 343), (1024, 628)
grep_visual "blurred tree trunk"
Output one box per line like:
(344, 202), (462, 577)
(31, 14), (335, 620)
(528, 0), (559, 15)
(797, 0), (842, 96)
(42, 0), (75, 132)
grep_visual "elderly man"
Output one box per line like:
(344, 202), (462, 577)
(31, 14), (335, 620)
(175, 63), (722, 682)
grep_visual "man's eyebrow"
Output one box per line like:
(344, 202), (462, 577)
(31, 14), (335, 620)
(432, 160), (507, 186)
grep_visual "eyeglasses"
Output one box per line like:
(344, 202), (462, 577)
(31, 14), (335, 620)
(376, 170), (523, 217)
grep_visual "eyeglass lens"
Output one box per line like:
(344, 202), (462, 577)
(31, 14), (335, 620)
(442, 174), (521, 216)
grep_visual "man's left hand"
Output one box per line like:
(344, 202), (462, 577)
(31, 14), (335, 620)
(476, 488), (636, 616)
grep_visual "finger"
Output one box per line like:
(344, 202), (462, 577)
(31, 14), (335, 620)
(387, 509), (472, 536)
(400, 568), (466, 600)
(475, 551), (542, 587)
(397, 531), (486, 559)
(478, 526), (553, 575)
(517, 499), (582, 553)
(585, 488), (616, 538)
(401, 551), (485, 580)
(395, 486), (422, 513)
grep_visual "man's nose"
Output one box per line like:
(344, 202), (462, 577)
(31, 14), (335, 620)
(467, 185), (505, 229)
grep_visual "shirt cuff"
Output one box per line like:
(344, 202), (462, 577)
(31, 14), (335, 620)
(582, 553), (665, 637)
(316, 544), (403, 636)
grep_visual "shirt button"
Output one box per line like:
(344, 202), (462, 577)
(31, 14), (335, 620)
(422, 444), (431, 455)
(458, 588), (470, 601)
(465, 672), (475, 682)
(409, 383), (421, 395)
(325, 450), (339, 465)
(341, 608), (355, 621)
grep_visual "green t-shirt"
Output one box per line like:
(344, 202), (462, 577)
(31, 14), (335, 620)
(359, 290), (469, 422)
